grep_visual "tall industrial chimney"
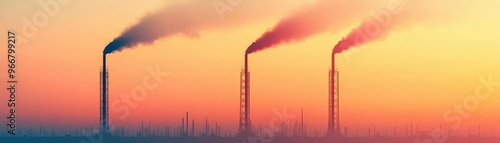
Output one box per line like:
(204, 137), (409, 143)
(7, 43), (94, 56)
(327, 53), (340, 137)
(239, 51), (252, 136)
(244, 53), (250, 133)
(100, 54), (110, 134)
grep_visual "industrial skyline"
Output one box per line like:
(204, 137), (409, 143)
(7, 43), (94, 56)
(1, 0), (500, 143)
(0, 112), (491, 138)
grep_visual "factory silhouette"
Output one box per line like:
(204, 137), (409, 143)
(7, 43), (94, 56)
(1, 1), (499, 143)
(1, 42), (499, 143)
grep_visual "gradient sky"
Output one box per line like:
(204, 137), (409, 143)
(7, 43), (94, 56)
(1, 0), (500, 136)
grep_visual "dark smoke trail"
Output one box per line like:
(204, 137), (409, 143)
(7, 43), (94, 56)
(103, 1), (209, 54)
(103, 0), (301, 54)
(246, 0), (373, 54)
(103, 1), (210, 54)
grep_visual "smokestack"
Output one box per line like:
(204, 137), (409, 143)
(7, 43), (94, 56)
(331, 52), (335, 127)
(100, 54), (110, 134)
(332, 52), (335, 134)
(328, 51), (341, 137)
(244, 53), (250, 133)
(239, 43), (255, 137)
(186, 112), (189, 136)
(103, 54), (106, 128)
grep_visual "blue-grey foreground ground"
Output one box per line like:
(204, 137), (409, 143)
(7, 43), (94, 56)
(0, 136), (499, 143)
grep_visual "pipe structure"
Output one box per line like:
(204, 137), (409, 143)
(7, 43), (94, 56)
(244, 53), (250, 133)
(328, 53), (341, 137)
(101, 54), (110, 134)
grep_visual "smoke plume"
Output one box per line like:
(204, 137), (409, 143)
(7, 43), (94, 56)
(103, 1), (210, 54)
(333, 0), (470, 54)
(246, 0), (374, 54)
(103, 0), (303, 54)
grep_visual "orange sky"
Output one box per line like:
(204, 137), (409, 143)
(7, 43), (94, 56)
(1, 0), (500, 136)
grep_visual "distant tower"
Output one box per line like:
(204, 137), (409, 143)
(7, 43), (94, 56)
(327, 54), (340, 137)
(301, 108), (304, 137)
(192, 120), (195, 137)
(206, 118), (209, 136)
(239, 54), (251, 136)
(100, 54), (110, 134)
